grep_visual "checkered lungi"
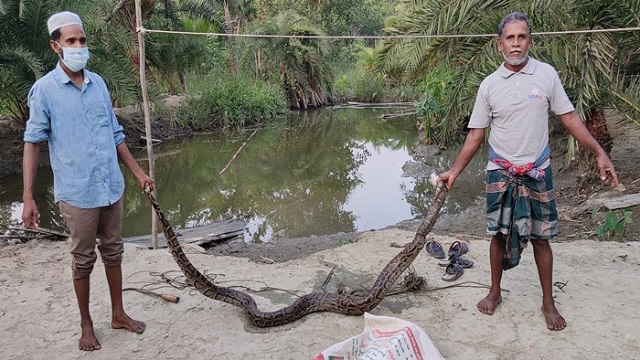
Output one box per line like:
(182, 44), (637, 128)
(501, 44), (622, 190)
(486, 167), (558, 270)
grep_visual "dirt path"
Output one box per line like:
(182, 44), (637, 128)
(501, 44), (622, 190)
(1, 230), (639, 359)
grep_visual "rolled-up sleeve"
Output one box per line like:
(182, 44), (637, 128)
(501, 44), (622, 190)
(24, 84), (51, 143)
(111, 109), (125, 146)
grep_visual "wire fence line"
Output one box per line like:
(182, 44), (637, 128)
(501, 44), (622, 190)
(138, 26), (640, 39)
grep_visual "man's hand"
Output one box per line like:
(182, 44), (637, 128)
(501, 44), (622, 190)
(22, 199), (40, 229)
(558, 112), (620, 188)
(136, 174), (156, 192)
(438, 170), (459, 191)
(437, 128), (484, 191)
(596, 154), (619, 188)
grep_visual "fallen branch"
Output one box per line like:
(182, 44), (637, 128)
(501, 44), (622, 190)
(378, 112), (417, 119)
(140, 136), (161, 144)
(332, 102), (415, 110)
(219, 128), (259, 175)
(347, 101), (414, 107)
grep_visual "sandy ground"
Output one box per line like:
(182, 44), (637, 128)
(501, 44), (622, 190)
(1, 229), (639, 360)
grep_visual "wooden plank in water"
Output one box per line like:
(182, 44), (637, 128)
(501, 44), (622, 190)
(123, 219), (245, 249)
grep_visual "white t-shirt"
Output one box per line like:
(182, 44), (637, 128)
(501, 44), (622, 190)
(468, 58), (575, 170)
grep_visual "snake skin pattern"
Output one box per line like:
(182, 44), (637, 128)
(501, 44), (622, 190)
(144, 185), (448, 327)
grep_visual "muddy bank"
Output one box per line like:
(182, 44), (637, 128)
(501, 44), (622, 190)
(0, 97), (192, 179)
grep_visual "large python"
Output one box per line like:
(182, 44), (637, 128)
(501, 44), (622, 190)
(143, 183), (448, 327)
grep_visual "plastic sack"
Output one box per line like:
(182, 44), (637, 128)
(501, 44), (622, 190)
(314, 312), (445, 360)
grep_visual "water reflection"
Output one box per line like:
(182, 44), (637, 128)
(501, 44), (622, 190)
(0, 109), (488, 243)
(344, 143), (416, 231)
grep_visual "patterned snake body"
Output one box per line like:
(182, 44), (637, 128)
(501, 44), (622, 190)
(145, 186), (448, 327)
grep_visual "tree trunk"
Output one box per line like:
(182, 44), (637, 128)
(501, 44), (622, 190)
(179, 72), (187, 94)
(223, 1), (238, 78)
(587, 108), (613, 153)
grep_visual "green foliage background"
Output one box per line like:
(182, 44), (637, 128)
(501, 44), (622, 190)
(1, 0), (638, 157)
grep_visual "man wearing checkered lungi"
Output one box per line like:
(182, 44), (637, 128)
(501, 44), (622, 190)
(438, 12), (618, 331)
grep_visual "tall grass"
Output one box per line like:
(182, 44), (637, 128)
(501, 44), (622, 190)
(173, 71), (288, 131)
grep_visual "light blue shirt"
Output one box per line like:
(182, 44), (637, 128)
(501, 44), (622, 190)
(24, 63), (126, 209)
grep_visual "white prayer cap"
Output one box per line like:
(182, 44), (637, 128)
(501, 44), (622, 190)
(47, 11), (83, 35)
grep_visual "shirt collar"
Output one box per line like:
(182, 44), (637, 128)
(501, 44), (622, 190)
(53, 62), (91, 85)
(498, 57), (537, 78)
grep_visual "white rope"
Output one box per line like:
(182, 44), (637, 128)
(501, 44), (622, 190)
(139, 26), (640, 39)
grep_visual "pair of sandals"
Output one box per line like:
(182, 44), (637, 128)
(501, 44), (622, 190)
(425, 240), (473, 282)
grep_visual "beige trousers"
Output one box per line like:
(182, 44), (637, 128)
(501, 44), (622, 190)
(58, 198), (124, 279)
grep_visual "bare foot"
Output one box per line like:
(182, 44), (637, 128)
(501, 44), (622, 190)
(79, 321), (101, 351)
(112, 313), (146, 334)
(541, 303), (566, 331)
(477, 292), (502, 315)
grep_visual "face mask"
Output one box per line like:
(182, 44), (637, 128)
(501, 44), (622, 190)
(56, 44), (89, 72)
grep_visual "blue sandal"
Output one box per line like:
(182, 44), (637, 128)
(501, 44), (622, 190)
(442, 263), (464, 282)
(425, 240), (445, 259)
(448, 240), (469, 257)
(438, 254), (474, 268)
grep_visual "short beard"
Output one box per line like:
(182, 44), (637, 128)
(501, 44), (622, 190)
(503, 52), (528, 66)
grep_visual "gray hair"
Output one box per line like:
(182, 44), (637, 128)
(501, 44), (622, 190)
(497, 12), (532, 38)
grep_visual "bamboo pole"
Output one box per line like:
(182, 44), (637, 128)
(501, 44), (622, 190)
(135, 0), (158, 249)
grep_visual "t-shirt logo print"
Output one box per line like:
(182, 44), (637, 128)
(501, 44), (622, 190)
(529, 88), (544, 100)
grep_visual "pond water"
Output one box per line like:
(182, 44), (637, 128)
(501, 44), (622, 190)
(0, 108), (488, 243)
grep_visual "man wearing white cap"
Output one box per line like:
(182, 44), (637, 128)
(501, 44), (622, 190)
(22, 11), (154, 351)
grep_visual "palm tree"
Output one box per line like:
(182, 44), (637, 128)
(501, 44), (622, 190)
(530, 0), (640, 165)
(142, 3), (210, 94)
(381, 0), (511, 143)
(381, 0), (640, 167)
(178, 0), (256, 78)
(248, 10), (332, 108)
(0, 0), (57, 125)
(82, 0), (209, 99)
(0, 0), (144, 125)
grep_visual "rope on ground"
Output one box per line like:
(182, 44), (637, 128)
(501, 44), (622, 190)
(125, 269), (306, 299)
(553, 280), (569, 292)
(123, 268), (506, 305)
(425, 281), (510, 294)
(321, 266), (337, 291)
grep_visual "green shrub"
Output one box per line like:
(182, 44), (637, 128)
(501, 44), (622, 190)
(174, 73), (287, 131)
(591, 207), (633, 240)
(351, 70), (387, 103)
(415, 69), (456, 144)
(332, 74), (350, 103)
